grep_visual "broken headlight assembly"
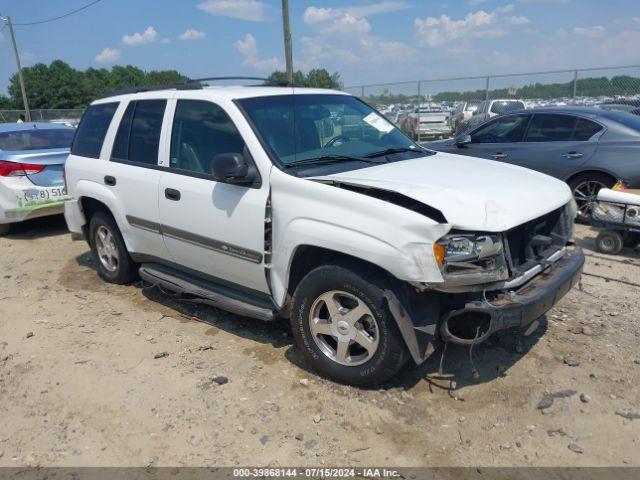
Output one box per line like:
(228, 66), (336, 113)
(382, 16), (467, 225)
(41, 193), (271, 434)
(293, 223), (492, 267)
(434, 233), (509, 286)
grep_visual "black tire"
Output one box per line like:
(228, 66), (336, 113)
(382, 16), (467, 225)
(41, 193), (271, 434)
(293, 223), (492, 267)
(290, 262), (407, 387)
(88, 210), (138, 284)
(0, 223), (10, 236)
(595, 230), (624, 255)
(568, 173), (616, 223)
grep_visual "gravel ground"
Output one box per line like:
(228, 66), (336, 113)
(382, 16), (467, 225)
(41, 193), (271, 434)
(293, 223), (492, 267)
(0, 215), (639, 467)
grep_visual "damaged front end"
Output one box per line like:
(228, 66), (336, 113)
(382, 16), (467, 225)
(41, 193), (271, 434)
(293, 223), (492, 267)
(387, 201), (584, 364)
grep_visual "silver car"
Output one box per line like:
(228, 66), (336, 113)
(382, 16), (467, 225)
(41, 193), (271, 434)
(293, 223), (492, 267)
(0, 122), (74, 235)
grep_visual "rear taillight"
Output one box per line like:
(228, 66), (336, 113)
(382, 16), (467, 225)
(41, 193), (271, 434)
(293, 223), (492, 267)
(0, 161), (45, 177)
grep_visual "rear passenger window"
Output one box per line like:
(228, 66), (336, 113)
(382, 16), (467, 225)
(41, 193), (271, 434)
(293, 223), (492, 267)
(71, 103), (118, 158)
(573, 118), (602, 141)
(525, 114), (577, 142)
(169, 100), (246, 176)
(111, 102), (135, 160)
(111, 100), (166, 165)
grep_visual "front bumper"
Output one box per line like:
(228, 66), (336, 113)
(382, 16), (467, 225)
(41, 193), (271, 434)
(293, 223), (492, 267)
(440, 249), (584, 345)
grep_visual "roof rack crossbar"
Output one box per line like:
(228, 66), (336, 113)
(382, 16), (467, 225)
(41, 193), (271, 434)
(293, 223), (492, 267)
(186, 76), (270, 84)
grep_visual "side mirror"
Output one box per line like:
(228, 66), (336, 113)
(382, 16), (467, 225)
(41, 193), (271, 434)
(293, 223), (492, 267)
(455, 134), (472, 147)
(211, 153), (255, 186)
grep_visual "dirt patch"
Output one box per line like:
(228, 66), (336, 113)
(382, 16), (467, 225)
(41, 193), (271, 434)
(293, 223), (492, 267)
(1, 217), (639, 467)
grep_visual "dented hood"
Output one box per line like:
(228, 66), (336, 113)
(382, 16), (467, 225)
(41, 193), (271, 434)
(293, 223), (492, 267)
(312, 152), (572, 232)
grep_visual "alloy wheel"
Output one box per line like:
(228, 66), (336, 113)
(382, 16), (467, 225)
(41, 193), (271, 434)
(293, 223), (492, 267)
(572, 179), (607, 219)
(308, 290), (379, 366)
(95, 225), (119, 273)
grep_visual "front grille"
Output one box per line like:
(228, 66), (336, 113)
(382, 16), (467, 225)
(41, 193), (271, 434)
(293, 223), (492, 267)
(504, 205), (570, 274)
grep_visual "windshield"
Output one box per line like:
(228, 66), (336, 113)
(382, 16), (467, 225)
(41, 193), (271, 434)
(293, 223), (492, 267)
(0, 128), (74, 151)
(237, 94), (420, 167)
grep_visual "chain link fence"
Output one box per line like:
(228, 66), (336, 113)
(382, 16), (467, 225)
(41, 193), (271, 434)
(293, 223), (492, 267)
(344, 65), (640, 140)
(346, 65), (640, 109)
(0, 108), (84, 124)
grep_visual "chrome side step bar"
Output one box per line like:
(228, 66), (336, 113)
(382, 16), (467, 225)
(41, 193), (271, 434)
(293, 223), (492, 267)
(139, 264), (277, 322)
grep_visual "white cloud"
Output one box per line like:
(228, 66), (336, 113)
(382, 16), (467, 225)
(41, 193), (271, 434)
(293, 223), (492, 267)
(414, 7), (531, 47)
(95, 47), (121, 63)
(303, 2), (409, 24)
(415, 10), (504, 46)
(198, 0), (266, 21)
(122, 26), (158, 46)
(323, 14), (371, 35)
(496, 4), (515, 13)
(304, 7), (335, 23)
(233, 33), (284, 70)
(633, 17), (640, 25)
(178, 28), (206, 41)
(572, 25), (606, 38)
(507, 15), (530, 25)
(161, 37), (171, 44)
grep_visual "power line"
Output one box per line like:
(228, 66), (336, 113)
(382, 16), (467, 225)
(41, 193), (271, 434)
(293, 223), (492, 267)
(10, 0), (103, 26)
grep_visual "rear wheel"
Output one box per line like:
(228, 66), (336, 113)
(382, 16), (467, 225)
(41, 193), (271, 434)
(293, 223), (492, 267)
(89, 211), (138, 284)
(569, 173), (616, 223)
(290, 263), (407, 387)
(595, 230), (623, 255)
(0, 223), (10, 236)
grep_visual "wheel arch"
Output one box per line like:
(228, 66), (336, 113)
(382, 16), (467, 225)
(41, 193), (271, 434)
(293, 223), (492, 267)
(564, 169), (618, 185)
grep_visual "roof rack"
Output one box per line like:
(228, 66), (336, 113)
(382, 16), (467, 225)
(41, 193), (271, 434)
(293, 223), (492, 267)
(187, 76), (301, 87)
(98, 83), (202, 99)
(98, 76), (299, 99)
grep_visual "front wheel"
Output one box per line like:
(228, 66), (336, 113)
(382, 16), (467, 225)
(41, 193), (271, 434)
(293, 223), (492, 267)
(290, 263), (407, 387)
(89, 211), (138, 284)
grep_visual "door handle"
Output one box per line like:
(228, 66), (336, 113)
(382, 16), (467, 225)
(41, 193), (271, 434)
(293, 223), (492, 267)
(562, 152), (583, 159)
(104, 176), (116, 186)
(491, 152), (507, 159)
(164, 188), (181, 201)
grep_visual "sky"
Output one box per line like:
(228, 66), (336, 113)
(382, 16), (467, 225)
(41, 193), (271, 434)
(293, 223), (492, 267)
(0, 0), (639, 96)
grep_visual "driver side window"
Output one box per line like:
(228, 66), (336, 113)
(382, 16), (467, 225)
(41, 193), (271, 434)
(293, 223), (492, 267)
(470, 114), (530, 144)
(169, 100), (247, 176)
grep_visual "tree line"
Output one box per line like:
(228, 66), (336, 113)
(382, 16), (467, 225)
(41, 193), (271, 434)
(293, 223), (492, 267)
(0, 60), (342, 110)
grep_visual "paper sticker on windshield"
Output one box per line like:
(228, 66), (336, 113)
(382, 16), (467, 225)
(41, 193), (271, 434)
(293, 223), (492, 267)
(363, 112), (394, 133)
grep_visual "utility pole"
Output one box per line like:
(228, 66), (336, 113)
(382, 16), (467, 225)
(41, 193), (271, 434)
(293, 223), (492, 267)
(281, 0), (293, 84)
(2, 16), (31, 121)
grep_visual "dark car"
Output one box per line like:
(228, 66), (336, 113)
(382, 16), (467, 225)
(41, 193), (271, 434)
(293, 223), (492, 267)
(424, 107), (640, 221)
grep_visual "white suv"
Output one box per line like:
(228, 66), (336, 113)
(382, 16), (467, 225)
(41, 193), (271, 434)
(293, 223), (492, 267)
(64, 83), (583, 386)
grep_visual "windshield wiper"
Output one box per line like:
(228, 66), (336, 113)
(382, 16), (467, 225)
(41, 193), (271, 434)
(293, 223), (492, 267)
(363, 146), (431, 158)
(284, 154), (385, 168)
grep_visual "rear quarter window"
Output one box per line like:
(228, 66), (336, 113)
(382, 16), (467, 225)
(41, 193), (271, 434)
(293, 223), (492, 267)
(71, 103), (118, 158)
